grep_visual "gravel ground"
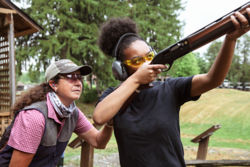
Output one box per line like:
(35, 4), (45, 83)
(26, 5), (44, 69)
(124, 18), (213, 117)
(65, 147), (250, 167)
(94, 153), (120, 167)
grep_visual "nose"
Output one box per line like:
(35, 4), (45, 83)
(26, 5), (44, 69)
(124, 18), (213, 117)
(74, 79), (82, 87)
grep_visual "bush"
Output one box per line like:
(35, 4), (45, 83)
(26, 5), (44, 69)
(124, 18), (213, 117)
(81, 87), (98, 103)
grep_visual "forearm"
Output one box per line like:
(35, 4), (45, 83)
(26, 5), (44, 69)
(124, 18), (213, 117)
(191, 10), (249, 97)
(93, 76), (140, 125)
(95, 125), (113, 149)
(191, 36), (236, 96)
(207, 35), (236, 86)
(9, 150), (34, 167)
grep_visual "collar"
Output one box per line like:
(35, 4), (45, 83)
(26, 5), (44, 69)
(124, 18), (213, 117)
(46, 93), (63, 125)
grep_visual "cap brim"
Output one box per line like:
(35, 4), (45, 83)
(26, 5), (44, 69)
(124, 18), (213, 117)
(60, 65), (92, 76)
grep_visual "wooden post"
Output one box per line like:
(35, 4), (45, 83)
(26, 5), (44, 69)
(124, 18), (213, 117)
(68, 123), (98, 167)
(68, 136), (94, 167)
(191, 124), (221, 166)
(196, 136), (210, 160)
(7, 13), (16, 106)
(80, 142), (94, 167)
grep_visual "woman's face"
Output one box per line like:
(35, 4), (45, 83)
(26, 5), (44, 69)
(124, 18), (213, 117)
(53, 70), (83, 106)
(123, 40), (152, 75)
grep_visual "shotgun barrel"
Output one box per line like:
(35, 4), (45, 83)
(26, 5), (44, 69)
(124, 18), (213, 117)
(151, 2), (250, 69)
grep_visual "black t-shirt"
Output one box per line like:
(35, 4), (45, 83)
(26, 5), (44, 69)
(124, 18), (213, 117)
(98, 76), (200, 167)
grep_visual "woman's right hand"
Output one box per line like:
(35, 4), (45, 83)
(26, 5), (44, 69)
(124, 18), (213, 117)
(131, 64), (167, 85)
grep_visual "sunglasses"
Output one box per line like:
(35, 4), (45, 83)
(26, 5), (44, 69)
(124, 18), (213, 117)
(123, 50), (155, 67)
(59, 74), (83, 82)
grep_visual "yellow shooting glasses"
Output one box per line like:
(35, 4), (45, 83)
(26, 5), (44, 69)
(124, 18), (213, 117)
(123, 50), (155, 68)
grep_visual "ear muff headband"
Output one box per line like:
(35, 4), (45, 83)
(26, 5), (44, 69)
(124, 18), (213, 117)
(112, 33), (138, 59)
(111, 33), (138, 81)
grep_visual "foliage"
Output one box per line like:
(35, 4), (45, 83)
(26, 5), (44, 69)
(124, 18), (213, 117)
(204, 40), (222, 71)
(81, 88), (98, 103)
(78, 82), (98, 103)
(14, 0), (183, 91)
(194, 52), (208, 74)
(203, 34), (250, 84)
(228, 34), (250, 87)
(168, 52), (200, 77)
(127, 0), (184, 51)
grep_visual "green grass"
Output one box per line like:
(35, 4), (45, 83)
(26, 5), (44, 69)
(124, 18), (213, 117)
(65, 88), (250, 160)
(180, 88), (250, 150)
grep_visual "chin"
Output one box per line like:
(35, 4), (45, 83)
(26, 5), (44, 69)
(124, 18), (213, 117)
(73, 96), (80, 100)
(70, 94), (81, 101)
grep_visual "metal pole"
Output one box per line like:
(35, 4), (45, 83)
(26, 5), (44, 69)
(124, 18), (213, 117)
(8, 13), (16, 106)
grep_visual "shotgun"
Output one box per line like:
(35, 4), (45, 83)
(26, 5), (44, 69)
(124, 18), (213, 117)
(150, 2), (250, 69)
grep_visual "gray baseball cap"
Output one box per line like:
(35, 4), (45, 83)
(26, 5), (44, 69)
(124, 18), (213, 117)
(45, 59), (92, 82)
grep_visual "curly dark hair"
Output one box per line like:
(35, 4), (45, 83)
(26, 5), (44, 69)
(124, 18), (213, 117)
(98, 17), (143, 60)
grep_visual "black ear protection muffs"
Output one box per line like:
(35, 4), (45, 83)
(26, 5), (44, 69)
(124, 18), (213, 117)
(112, 33), (137, 81)
(112, 33), (157, 81)
(112, 60), (128, 81)
(112, 46), (157, 81)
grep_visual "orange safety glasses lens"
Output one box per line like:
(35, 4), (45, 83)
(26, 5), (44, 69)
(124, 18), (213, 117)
(123, 51), (155, 67)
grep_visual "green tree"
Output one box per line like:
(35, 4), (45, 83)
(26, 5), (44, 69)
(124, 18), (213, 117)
(14, 0), (183, 91)
(127, 0), (183, 51)
(228, 34), (250, 88)
(169, 52), (200, 77)
(204, 40), (222, 71)
(195, 52), (208, 74)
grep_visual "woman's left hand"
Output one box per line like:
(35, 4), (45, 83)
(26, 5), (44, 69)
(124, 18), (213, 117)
(227, 8), (250, 41)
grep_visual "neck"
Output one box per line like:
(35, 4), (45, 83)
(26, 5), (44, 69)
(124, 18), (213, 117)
(56, 94), (73, 107)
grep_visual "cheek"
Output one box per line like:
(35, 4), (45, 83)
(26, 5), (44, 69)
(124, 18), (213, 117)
(127, 67), (138, 75)
(57, 82), (71, 92)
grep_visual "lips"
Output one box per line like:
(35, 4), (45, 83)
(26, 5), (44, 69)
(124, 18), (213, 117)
(72, 89), (81, 93)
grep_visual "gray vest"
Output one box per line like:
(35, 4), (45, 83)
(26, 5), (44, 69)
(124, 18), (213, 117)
(0, 100), (79, 167)
(23, 101), (79, 146)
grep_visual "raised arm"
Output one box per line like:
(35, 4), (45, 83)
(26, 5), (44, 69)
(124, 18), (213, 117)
(191, 9), (250, 97)
(93, 64), (166, 125)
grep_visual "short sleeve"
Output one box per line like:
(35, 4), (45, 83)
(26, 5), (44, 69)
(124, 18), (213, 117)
(8, 110), (45, 154)
(74, 109), (93, 135)
(96, 87), (115, 105)
(166, 76), (200, 105)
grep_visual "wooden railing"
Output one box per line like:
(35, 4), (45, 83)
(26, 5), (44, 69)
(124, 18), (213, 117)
(68, 124), (250, 167)
(68, 136), (94, 167)
(185, 124), (250, 167)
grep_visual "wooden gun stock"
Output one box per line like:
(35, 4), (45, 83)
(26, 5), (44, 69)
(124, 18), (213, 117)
(151, 2), (250, 69)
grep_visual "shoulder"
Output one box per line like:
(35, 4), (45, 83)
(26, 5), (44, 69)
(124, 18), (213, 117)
(164, 76), (193, 88)
(102, 87), (116, 95)
(97, 87), (116, 103)
(8, 109), (45, 153)
(15, 109), (45, 128)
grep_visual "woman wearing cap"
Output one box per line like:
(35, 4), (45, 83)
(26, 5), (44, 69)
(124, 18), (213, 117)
(0, 59), (113, 167)
(93, 9), (250, 167)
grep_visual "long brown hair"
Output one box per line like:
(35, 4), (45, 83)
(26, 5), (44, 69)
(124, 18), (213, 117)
(0, 77), (59, 150)
(11, 75), (60, 115)
(11, 83), (52, 116)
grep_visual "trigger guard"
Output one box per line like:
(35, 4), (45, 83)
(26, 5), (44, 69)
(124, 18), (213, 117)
(162, 62), (173, 72)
